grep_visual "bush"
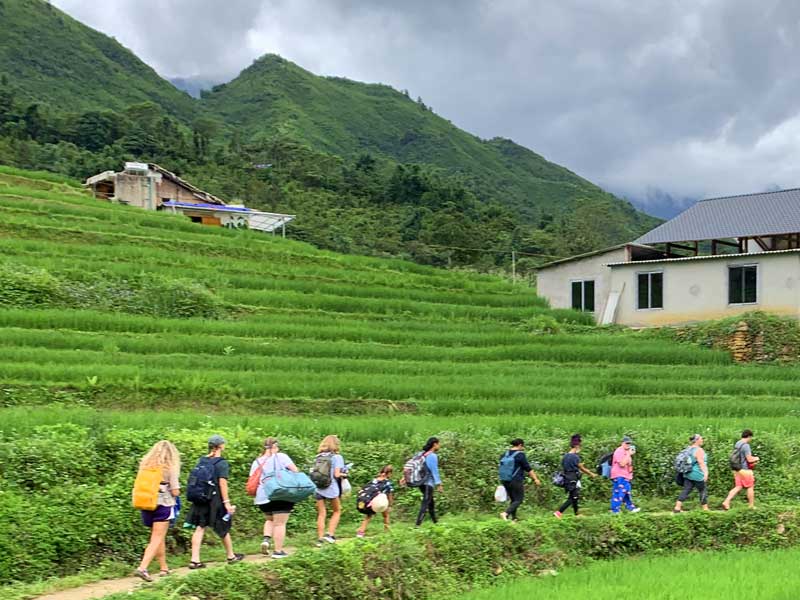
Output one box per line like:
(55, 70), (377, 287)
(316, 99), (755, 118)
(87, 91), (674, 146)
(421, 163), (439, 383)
(109, 510), (800, 599)
(0, 263), (226, 318)
(1, 422), (799, 584)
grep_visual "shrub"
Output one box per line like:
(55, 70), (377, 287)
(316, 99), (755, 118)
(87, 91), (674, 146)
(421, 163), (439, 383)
(108, 510), (800, 600)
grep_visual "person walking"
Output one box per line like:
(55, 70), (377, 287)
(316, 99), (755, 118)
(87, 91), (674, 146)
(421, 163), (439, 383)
(355, 465), (395, 538)
(673, 434), (709, 513)
(251, 437), (300, 559)
(415, 437), (443, 526)
(312, 435), (347, 546)
(134, 440), (181, 582)
(186, 435), (244, 569)
(610, 435), (640, 514)
(498, 438), (541, 521)
(722, 429), (759, 510)
(554, 434), (597, 519)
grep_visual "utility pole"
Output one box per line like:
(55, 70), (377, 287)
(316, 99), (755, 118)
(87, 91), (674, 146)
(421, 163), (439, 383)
(511, 250), (517, 284)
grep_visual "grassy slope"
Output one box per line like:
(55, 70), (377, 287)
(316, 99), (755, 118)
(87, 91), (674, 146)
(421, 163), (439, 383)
(0, 0), (195, 119)
(2, 169), (800, 594)
(201, 55), (659, 230)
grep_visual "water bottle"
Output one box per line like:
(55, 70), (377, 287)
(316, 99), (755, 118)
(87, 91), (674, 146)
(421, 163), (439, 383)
(222, 505), (235, 522)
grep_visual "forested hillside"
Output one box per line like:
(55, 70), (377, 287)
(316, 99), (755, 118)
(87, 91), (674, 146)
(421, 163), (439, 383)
(0, 0), (195, 118)
(0, 0), (659, 271)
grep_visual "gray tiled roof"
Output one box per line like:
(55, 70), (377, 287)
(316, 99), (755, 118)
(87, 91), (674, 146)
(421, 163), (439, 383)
(636, 188), (800, 244)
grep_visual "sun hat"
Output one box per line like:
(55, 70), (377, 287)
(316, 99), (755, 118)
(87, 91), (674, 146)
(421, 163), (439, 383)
(369, 493), (390, 513)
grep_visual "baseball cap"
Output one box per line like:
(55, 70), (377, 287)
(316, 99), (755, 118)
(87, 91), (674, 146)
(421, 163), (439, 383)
(622, 435), (633, 444)
(208, 434), (226, 448)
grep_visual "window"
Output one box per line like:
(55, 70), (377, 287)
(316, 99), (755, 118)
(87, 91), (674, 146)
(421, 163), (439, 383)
(571, 280), (595, 312)
(637, 272), (663, 309)
(729, 265), (757, 304)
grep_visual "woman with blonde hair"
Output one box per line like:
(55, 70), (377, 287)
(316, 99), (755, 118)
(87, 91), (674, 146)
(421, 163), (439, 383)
(251, 437), (300, 559)
(135, 440), (181, 582)
(311, 434), (347, 546)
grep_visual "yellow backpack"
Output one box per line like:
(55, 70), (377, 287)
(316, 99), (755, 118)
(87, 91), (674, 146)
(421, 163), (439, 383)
(132, 466), (163, 510)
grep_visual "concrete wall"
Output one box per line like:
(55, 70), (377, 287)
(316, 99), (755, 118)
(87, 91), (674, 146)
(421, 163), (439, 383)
(609, 252), (800, 327)
(536, 247), (627, 322)
(114, 173), (158, 210)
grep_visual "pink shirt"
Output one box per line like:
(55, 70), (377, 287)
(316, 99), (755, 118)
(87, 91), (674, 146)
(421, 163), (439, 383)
(610, 446), (633, 480)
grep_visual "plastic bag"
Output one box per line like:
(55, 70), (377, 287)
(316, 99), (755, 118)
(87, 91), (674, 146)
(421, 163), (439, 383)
(340, 478), (352, 498)
(494, 485), (508, 503)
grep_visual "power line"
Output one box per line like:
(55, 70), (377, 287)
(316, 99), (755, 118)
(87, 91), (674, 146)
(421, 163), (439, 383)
(424, 244), (559, 258)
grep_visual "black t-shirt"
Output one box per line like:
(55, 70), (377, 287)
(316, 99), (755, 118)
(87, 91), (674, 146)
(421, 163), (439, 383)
(201, 456), (230, 481)
(562, 453), (581, 479)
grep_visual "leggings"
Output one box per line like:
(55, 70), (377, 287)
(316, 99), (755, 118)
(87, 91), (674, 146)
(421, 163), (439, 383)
(558, 479), (580, 514)
(416, 485), (437, 525)
(502, 480), (525, 519)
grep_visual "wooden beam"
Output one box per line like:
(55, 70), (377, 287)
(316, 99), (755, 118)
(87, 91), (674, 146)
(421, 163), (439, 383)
(668, 242), (697, 252)
(738, 237), (747, 253)
(711, 240), (717, 255)
(753, 236), (770, 251)
(694, 240), (699, 256)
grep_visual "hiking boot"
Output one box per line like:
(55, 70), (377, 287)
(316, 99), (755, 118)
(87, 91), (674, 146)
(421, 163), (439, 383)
(323, 534), (336, 544)
(227, 553), (245, 564)
(271, 551), (289, 559)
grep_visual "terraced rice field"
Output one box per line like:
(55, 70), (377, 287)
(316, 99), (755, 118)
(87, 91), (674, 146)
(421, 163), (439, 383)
(2, 166), (800, 599)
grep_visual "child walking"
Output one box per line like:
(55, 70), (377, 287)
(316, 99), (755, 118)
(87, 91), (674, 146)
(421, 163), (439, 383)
(356, 465), (394, 538)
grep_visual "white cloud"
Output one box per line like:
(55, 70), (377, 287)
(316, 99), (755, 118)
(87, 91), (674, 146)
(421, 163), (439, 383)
(51, 0), (800, 209)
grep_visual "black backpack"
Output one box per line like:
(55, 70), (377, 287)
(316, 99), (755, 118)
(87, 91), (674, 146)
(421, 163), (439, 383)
(356, 480), (384, 514)
(596, 452), (614, 477)
(186, 457), (222, 504)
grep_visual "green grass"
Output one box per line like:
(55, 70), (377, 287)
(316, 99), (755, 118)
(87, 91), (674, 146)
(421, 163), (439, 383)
(463, 547), (800, 600)
(0, 168), (797, 594)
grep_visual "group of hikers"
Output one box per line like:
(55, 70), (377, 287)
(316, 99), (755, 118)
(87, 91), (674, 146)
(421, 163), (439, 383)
(130, 429), (759, 582)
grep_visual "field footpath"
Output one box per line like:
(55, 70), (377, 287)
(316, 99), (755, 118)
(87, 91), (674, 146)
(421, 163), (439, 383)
(33, 551), (285, 600)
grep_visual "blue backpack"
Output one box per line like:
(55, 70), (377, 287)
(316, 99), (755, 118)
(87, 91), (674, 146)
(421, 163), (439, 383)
(262, 464), (316, 503)
(186, 457), (222, 504)
(498, 450), (521, 482)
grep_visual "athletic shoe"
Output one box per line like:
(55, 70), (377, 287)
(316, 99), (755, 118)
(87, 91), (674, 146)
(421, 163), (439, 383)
(672, 509), (682, 514)
(227, 553), (245, 564)
(553, 511), (563, 519)
(356, 531), (365, 538)
(323, 534), (336, 544)
(630, 507), (641, 514)
(316, 538), (325, 547)
(261, 540), (271, 555)
(499, 512), (508, 521)
(271, 551), (289, 559)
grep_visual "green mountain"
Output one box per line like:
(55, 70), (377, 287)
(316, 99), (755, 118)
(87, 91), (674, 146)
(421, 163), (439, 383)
(0, 1), (659, 269)
(0, 0), (195, 119)
(201, 55), (656, 229)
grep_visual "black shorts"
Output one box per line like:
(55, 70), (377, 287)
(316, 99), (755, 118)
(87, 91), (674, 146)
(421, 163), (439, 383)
(187, 502), (212, 528)
(258, 501), (294, 515)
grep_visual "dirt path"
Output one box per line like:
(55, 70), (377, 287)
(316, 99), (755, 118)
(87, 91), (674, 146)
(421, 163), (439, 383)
(34, 551), (284, 600)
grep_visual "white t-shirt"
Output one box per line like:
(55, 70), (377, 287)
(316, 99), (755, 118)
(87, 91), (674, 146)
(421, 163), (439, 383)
(250, 453), (295, 505)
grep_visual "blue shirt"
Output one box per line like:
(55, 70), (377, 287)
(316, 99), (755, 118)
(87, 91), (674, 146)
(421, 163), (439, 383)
(425, 452), (441, 486)
(315, 453), (345, 499)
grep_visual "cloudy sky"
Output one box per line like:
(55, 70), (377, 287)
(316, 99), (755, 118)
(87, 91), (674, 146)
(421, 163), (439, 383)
(53, 0), (800, 216)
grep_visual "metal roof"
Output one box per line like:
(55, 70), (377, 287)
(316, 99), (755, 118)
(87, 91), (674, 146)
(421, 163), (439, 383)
(535, 243), (653, 270)
(607, 247), (800, 267)
(162, 201), (251, 213)
(635, 188), (800, 244)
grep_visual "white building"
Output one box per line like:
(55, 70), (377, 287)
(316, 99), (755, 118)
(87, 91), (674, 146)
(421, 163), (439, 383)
(536, 188), (800, 326)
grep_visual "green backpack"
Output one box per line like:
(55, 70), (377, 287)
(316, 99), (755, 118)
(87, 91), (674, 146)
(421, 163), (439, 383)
(310, 452), (334, 489)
